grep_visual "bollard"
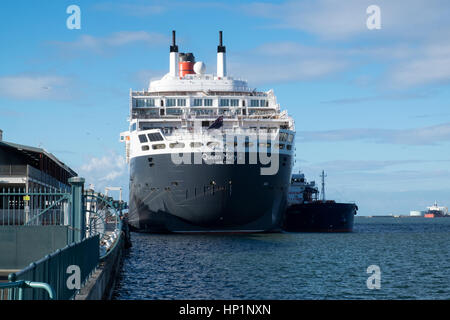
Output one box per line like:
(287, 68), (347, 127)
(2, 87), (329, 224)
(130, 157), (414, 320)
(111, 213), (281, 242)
(69, 177), (85, 243)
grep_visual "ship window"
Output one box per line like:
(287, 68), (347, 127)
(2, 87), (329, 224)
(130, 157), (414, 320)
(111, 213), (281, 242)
(141, 145), (149, 151)
(166, 98), (176, 107)
(193, 99), (202, 106)
(135, 98), (155, 107)
(242, 109), (247, 115)
(219, 99), (229, 107)
(277, 144), (285, 149)
(190, 142), (203, 148)
(138, 134), (148, 143)
(279, 132), (288, 142)
(195, 109), (214, 116)
(177, 98), (186, 107)
(287, 145), (292, 150)
(147, 133), (164, 142)
(250, 100), (259, 107)
(287, 134), (294, 143)
(152, 144), (166, 150)
(166, 108), (182, 115)
(131, 123), (137, 131)
(204, 99), (213, 107)
(260, 100), (267, 107)
(230, 99), (239, 107)
(169, 142), (185, 148)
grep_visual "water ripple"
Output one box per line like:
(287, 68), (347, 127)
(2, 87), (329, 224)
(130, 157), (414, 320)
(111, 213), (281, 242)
(113, 217), (450, 300)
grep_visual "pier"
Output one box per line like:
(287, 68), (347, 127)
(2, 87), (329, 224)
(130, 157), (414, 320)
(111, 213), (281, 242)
(0, 139), (130, 299)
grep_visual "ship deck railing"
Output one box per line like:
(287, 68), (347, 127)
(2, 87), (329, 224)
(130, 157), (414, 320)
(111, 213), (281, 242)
(160, 127), (285, 139)
(131, 112), (283, 120)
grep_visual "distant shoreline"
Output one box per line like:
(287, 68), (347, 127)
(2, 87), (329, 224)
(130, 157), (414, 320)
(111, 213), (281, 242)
(359, 215), (430, 218)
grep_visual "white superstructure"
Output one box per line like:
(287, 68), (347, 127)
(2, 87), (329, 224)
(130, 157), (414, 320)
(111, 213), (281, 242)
(426, 201), (448, 215)
(120, 31), (295, 165)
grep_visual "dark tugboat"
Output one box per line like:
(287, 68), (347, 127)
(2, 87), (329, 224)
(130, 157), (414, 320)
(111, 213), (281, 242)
(282, 171), (357, 232)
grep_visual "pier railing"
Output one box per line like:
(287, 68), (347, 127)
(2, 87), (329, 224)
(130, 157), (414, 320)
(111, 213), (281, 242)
(0, 280), (55, 300)
(0, 187), (70, 226)
(5, 235), (99, 300)
(0, 176), (128, 300)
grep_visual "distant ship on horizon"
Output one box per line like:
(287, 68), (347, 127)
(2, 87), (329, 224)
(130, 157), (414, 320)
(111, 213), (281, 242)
(424, 201), (449, 218)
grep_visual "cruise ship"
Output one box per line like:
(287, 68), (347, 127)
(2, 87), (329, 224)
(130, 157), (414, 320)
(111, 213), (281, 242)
(120, 31), (295, 233)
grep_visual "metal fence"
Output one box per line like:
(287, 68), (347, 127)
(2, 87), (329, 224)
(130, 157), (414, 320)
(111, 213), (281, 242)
(0, 281), (55, 300)
(0, 177), (127, 300)
(5, 234), (99, 300)
(0, 187), (70, 226)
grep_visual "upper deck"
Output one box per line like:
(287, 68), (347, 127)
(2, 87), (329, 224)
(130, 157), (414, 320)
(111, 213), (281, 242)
(130, 79), (281, 122)
(123, 30), (295, 143)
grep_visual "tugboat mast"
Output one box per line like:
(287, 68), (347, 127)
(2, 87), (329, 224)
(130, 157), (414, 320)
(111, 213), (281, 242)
(320, 170), (327, 202)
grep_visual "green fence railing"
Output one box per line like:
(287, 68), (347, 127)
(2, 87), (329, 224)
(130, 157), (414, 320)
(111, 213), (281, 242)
(7, 234), (99, 300)
(0, 187), (70, 226)
(0, 176), (128, 300)
(0, 280), (55, 300)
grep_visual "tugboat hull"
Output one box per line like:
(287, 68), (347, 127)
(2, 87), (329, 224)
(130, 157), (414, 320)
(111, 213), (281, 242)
(282, 202), (357, 232)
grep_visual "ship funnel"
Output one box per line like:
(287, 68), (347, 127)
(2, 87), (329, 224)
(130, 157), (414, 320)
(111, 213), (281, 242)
(217, 31), (226, 78)
(169, 30), (179, 77)
(179, 52), (196, 77)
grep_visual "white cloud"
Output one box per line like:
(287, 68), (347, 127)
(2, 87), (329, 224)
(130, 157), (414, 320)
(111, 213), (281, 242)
(243, 0), (366, 40)
(53, 31), (168, 55)
(304, 160), (429, 172)
(93, 2), (166, 16)
(241, 1), (450, 88)
(243, 0), (450, 41)
(389, 44), (450, 87)
(229, 40), (450, 87)
(229, 42), (348, 85)
(78, 152), (128, 191)
(0, 75), (72, 100)
(297, 123), (450, 145)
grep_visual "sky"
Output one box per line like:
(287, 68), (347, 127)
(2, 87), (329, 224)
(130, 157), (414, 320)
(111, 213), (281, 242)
(1, 0), (450, 215)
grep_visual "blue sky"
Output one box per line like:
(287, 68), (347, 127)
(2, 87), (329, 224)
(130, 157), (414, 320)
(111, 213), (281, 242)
(1, 0), (450, 215)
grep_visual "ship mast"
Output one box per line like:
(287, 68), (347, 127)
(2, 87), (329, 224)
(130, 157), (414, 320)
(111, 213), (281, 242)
(320, 170), (327, 202)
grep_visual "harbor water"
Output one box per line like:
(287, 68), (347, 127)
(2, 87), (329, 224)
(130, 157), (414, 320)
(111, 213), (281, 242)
(112, 217), (450, 300)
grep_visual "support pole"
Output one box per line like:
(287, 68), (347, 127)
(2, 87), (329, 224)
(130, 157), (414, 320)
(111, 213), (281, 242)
(69, 177), (85, 243)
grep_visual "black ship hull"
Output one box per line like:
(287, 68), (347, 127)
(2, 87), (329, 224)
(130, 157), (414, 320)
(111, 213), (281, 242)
(282, 202), (357, 232)
(129, 152), (293, 233)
